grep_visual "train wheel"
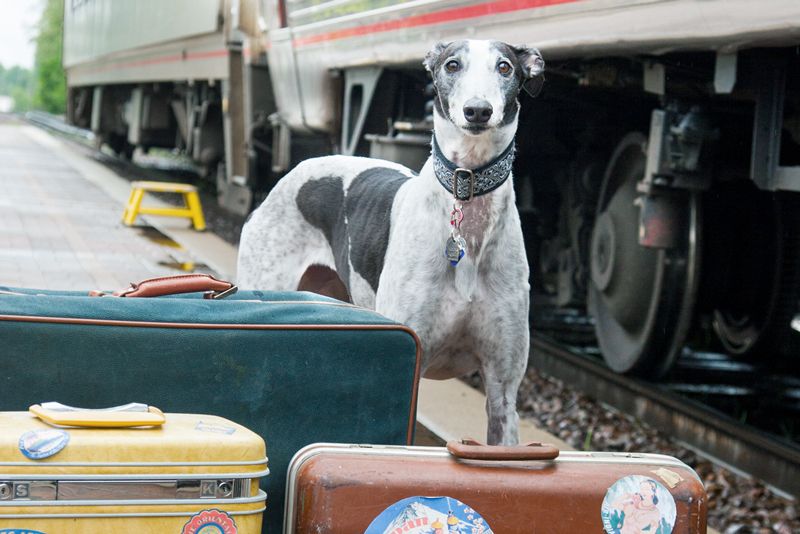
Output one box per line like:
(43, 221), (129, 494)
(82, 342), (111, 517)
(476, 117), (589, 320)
(705, 188), (800, 357)
(587, 133), (700, 377)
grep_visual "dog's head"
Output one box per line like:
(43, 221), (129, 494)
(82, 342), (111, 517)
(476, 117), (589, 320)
(424, 40), (544, 135)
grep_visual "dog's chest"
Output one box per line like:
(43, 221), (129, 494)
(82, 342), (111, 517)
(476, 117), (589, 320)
(419, 285), (490, 377)
(399, 183), (500, 255)
(458, 196), (496, 254)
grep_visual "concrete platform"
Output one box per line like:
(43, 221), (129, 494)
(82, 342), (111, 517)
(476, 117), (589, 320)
(0, 124), (234, 290)
(417, 377), (575, 452)
(22, 125), (238, 281)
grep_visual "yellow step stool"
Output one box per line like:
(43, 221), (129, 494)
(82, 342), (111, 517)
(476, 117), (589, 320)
(122, 181), (206, 231)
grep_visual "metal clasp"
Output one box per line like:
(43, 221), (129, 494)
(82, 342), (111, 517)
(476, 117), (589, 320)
(453, 168), (475, 201)
(204, 285), (239, 300)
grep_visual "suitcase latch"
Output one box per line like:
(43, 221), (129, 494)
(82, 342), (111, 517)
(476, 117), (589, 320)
(200, 479), (236, 498)
(0, 481), (56, 501)
(205, 285), (239, 300)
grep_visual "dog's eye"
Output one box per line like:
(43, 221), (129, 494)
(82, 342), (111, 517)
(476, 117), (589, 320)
(445, 60), (461, 73)
(497, 61), (512, 75)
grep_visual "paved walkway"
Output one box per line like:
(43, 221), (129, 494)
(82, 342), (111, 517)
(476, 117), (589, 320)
(0, 123), (229, 290)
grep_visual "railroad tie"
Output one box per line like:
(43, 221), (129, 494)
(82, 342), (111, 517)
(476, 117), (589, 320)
(122, 181), (206, 231)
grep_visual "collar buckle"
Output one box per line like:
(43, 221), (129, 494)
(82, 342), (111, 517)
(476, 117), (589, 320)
(453, 168), (475, 201)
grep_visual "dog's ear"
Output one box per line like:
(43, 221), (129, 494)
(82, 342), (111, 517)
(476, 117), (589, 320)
(513, 46), (545, 98)
(424, 42), (450, 74)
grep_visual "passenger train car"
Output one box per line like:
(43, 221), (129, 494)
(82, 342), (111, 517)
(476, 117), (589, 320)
(64, 0), (800, 376)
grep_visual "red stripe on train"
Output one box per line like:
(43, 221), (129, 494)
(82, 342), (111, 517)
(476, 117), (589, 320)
(76, 49), (229, 74)
(293, 0), (582, 47)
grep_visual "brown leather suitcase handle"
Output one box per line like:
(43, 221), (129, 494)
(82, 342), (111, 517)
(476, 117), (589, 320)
(447, 438), (560, 461)
(90, 274), (237, 299)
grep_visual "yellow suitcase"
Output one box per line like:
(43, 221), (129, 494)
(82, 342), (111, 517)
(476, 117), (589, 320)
(0, 403), (267, 533)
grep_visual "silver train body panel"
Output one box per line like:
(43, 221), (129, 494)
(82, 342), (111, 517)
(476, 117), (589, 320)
(268, 0), (800, 132)
(64, 32), (230, 87)
(63, 0), (228, 86)
(63, 0), (269, 87)
(65, 0), (800, 134)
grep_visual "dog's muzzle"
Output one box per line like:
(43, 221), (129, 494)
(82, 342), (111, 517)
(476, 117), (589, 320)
(463, 98), (493, 124)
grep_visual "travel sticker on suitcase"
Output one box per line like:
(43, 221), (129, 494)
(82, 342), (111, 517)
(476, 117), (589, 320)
(365, 495), (493, 533)
(18, 428), (70, 459)
(182, 509), (238, 534)
(601, 475), (677, 534)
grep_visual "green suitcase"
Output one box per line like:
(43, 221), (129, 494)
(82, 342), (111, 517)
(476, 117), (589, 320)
(0, 275), (421, 532)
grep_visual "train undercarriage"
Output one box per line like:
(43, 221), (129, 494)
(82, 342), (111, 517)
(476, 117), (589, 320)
(521, 48), (800, 376)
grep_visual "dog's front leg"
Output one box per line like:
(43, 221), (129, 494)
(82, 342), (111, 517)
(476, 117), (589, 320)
(482, 368), (524, 445)
(477, 312), (529, 446)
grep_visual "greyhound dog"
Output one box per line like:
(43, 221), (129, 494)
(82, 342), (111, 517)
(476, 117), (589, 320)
(237, 40), (544, 445)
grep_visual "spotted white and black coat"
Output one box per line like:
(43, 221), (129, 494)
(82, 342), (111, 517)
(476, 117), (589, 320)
(238, 40), (544, 445)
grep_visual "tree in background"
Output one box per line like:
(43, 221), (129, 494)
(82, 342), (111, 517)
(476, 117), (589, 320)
(33, 0), (65, 113)
(0, 64), (34, 111)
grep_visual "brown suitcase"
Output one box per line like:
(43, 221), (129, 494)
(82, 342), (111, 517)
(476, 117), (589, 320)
(284, 441), (707, 533)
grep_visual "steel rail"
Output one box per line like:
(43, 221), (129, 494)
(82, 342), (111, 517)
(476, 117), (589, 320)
(531, 334), (800, 498)
(25, 111), (94, 141)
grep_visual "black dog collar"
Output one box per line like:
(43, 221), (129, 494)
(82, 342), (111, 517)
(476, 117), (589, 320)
(432, 137), (515, 201)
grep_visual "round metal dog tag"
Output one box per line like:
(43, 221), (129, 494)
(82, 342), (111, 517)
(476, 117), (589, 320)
(445, 236), (467, 266)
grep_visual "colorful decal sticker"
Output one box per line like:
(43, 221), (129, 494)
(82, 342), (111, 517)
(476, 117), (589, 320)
(182, 509), (238, 534)
(601, 475), (676, 534)
(195, 421), (236, 435)
(365, 496), (493, 534)
(18, 429), (70, 460)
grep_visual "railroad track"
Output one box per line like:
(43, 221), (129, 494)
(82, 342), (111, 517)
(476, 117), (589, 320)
(25, 111), (95, 141)
(531, 334), (800, 498)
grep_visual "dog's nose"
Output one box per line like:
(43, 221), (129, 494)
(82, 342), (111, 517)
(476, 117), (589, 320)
(463, 99), (493, 124)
